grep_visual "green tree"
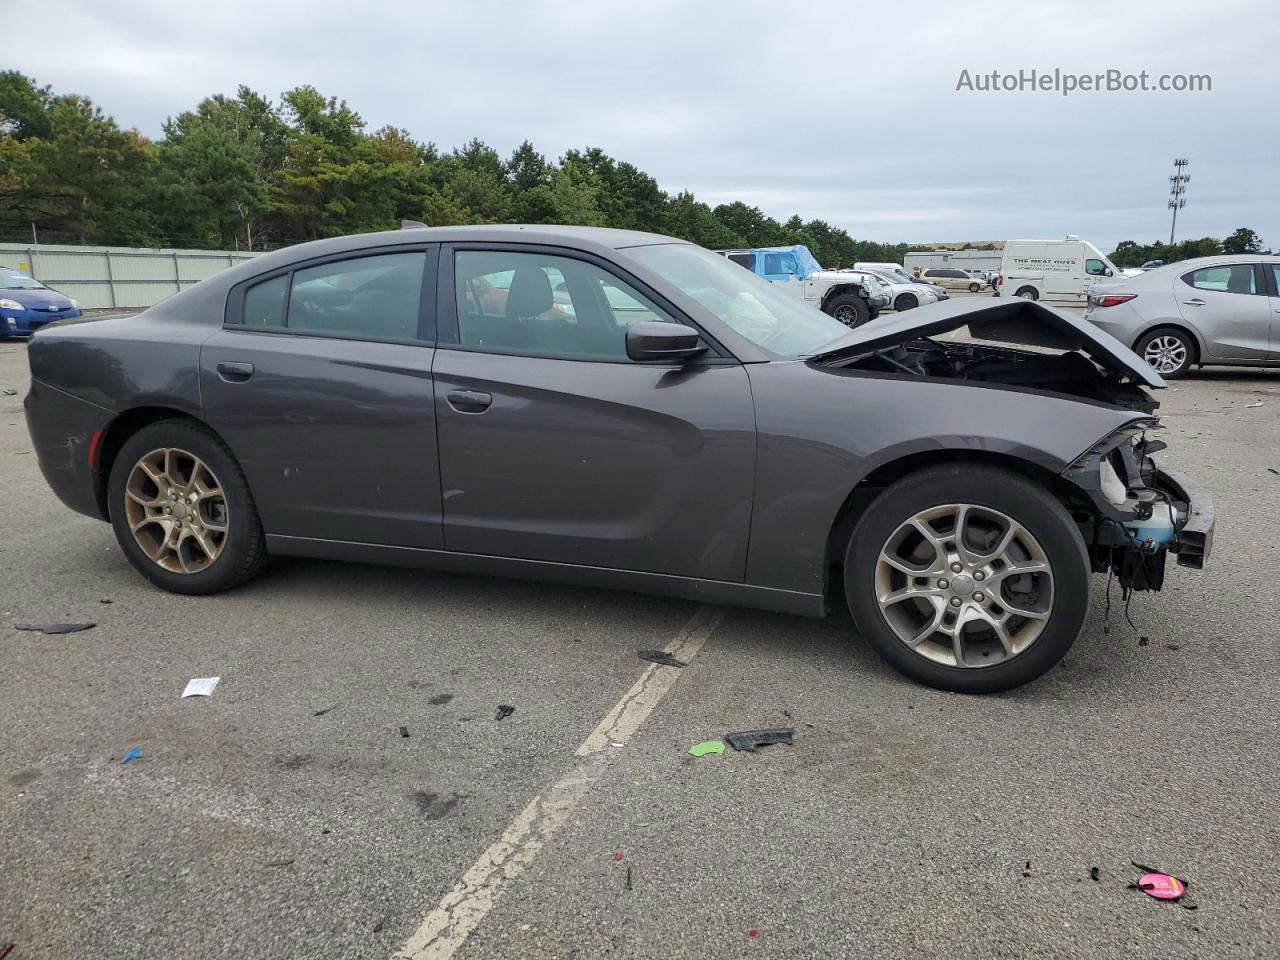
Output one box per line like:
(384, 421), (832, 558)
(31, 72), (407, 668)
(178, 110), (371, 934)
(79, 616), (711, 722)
(1222, 227), (1262, 254)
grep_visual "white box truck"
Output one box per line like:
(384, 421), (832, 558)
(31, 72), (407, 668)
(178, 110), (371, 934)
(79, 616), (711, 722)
(997, 236), (1121, 304)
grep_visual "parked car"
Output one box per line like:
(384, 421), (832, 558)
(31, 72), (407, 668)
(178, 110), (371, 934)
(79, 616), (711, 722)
(0, 266), (81, 337)
(719, 245), (888, 327)
(1085, 254), (1280, 378)
(859, 269), (941, 311)
(25, 225), (1212, 694)
(920, 268), (986, 293)
(996, 236), (1122, 303)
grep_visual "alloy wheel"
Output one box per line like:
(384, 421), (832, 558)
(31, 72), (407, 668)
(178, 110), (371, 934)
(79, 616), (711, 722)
(1143, 335), (1188, 375)
(124, 447), (229, 574)
(833, 304), (859, 326)
(874, 503), (1054, 668)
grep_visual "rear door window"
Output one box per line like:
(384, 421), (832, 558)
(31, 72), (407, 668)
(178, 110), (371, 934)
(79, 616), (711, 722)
(1182, 264), (1258, 295)
(727, 253), (756, 270)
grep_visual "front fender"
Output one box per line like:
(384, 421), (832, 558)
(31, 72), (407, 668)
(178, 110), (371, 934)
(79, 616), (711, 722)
(743, 362), (1142, 594)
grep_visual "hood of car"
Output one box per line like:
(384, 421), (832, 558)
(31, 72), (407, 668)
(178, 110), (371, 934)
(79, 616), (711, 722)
(810, 295), (1166, 388)
(1, 287), (71, 308)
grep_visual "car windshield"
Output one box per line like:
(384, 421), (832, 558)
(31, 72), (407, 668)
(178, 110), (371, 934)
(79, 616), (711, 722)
(792, 247), (822, 275)
(1, 270), (45, 290)
(628, 244), (849, 357)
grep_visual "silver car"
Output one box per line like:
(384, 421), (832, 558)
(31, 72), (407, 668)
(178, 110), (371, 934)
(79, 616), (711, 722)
(1085, 254), (1280, 378)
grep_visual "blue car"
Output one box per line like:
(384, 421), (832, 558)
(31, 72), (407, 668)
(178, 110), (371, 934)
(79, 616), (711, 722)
(0, 266), (81, 337)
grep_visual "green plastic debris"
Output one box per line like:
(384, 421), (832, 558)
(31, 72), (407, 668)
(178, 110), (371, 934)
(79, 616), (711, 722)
(688, 739), (726, 757)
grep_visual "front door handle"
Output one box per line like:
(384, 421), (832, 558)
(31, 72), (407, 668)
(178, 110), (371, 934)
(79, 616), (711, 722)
(447, 389), (493, 413)
(1182, 298), (1206, 306)
(216, 361), (255, 383)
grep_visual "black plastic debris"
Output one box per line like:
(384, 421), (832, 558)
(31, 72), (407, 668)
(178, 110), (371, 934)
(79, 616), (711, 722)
(1, 388), (17, 396)
(99, 598), (113, 605)
(495, 705), (515, 721)
(312, 705), (337, 717)
(267, 859), (295, 867)
(399, 726), (410, 738)
(626, 865), (633, 891)
(637, 649), (686, 668)
(725, 728), (793, 752)
(1268, 467), (1279, 475)
(1139, 636), (1150, 647)
(1022, 860), (1032, 878)
(1090, 866), (1101, 882)
(15, 622), (96, 634)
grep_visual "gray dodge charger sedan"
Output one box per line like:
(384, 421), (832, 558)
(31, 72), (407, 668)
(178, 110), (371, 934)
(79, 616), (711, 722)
(24, 226), (1213, 693)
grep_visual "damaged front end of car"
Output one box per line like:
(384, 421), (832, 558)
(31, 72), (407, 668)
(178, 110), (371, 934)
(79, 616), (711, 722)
(812, 297), (1213, 593)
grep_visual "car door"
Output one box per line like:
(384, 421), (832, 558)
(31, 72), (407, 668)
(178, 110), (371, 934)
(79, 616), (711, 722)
(1043, 244), (1083, 300)
(200, 245), (445, 548)
(433, 243), (756, 581)
(761, 250), (805, 299)
(1268, 265), (1280, 360)
(1176, 262), (1270, 359)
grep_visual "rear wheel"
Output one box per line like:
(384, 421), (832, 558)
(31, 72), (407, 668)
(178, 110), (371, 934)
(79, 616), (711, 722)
(1135, 327), (1196, 378)
(844, 464), (1089, 693)
(968, 282), (981, 293)
(824, 294), (870, 328)
(1015, 286), (1039, 300)
(109, 419), (268, 594)
(894, 293), (919, 311)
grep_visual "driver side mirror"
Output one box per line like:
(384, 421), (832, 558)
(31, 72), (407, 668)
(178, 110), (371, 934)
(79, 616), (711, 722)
(1104, 267), (1114, 277)
(625, 322), (707, 363)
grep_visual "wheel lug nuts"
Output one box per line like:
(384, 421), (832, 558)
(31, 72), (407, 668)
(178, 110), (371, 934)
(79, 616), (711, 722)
(937, 579), (949, 589)
(950, 597), (962, 608)
(974, 571), (985, 581)
(974, 592), (985, 602)
(951, 562), (962, 573)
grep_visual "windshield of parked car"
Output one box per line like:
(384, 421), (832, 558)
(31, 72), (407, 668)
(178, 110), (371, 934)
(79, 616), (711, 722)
(1, 270), (46, 290)
(627, 243), (849, 357)
(792, 247), (822, 275)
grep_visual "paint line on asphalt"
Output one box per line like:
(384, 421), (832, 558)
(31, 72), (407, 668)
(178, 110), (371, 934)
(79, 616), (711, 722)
(395, 605), (725, 960)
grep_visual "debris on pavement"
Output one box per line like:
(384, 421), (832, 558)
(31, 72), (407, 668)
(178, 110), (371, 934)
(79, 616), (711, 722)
(626, 865), (633, 890)
(613, 852), (623, 861)
(748, 929), (759, 938)
(1022, 860), (1032, 878)
(1130, 861), (1193, 905)
(399, 726), (410, 738)
(267, 859), (295, 867)
(312, 705), (337, 716)
(1245, 401), (1263, 408)
(688, 739), (726, 757)
(638, 649), (687, 668)
(1139, 635), (1150, 647)
(99, 598), (113, 604)
(181, 676), (221, 698)
(121, 747), (142, 765)
(1269, 467), (1279, 476)
(1, 388), (16, 396)
(726, 728), (794, 752)
(0, 943), (14, 959)
(495, 704), (515, 721)
(15, 621), (96, 634)
(1090, 866), (1101, 882)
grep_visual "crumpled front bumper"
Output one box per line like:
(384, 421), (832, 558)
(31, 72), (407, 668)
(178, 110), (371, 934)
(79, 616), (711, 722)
(1155, 466), (1213, 569)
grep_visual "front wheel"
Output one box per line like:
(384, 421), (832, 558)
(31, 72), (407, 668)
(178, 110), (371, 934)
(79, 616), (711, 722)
(968, 282), (981, 293)
(1015, 286), (1039, 300)
(894, 293), (919, 311)
(824, 294), (870, 328)
(844, 464), (1089, 693)
(108, 419), (268, 595)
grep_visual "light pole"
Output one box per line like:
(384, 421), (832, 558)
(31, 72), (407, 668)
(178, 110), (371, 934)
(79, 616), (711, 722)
(1168, 158), (1189, 245)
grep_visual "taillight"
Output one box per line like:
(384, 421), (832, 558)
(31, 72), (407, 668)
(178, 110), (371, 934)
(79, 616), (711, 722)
(1093, 294), (1137, 308)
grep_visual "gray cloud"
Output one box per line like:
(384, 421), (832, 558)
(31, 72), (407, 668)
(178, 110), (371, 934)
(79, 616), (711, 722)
(9, 0), (1274, 249)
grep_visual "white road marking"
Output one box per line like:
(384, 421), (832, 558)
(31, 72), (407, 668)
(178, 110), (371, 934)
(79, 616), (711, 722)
(395, 606), (725, 960)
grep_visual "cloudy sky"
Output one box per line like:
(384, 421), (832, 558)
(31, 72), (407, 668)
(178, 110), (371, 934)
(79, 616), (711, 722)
(10, 0), (1275, 250)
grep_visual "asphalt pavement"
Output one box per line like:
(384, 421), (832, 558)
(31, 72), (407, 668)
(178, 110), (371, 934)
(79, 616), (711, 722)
(1, 332), (1277, 960)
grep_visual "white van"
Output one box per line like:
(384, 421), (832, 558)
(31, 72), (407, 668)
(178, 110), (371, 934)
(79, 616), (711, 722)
(854, 261), (907, 276)
(997, 236), (1121, 304)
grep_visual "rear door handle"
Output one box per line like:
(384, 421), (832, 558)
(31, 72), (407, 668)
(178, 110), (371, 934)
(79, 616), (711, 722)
(1182, 298), (1206, 306)
(447, 389), (493, 413)
(216, 361), (255, 383)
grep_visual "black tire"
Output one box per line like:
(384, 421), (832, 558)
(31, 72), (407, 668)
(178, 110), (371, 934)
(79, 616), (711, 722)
(1134, 326), (1196, 379)
(844, 464), (1090, 694)
(824, 294), (870, 328)
(894, 293), (919, 311)
(968, 282), (981, 293)
(108, 418), (268, 595)
(1014, 286), (1039, 301)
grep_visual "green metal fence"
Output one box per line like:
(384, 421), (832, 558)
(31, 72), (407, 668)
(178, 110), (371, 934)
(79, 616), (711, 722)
(0, 242), (262, 310)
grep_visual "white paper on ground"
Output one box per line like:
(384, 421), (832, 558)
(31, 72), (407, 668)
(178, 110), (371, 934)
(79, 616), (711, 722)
(182, 676), (221, 698)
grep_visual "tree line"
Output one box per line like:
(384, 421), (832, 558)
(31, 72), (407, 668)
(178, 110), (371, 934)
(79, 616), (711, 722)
(0, 71), (1265, 269)
(0, 72), (908, 267)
